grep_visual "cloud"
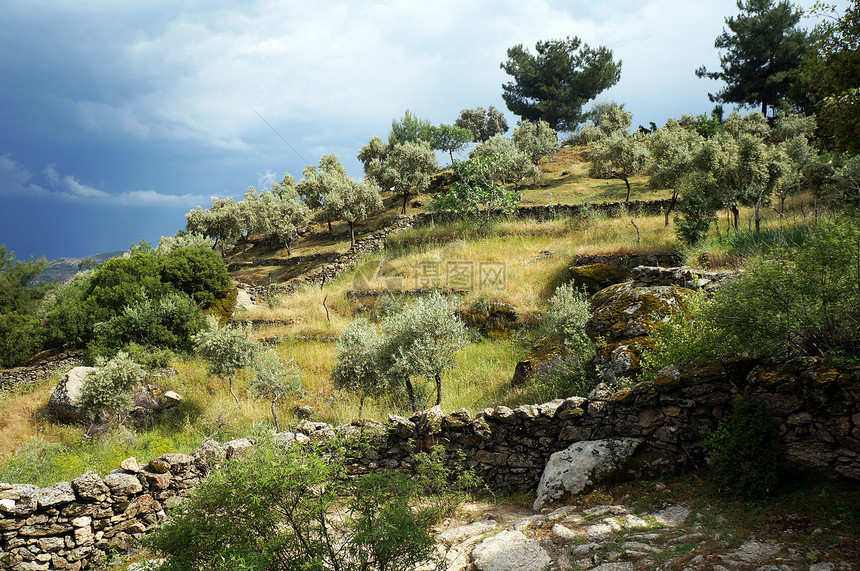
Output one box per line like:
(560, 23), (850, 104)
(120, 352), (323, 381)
(0, 154), (209, 207)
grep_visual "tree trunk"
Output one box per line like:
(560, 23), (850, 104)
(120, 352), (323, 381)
(434, 371), (442, 407)
(348, 221), (356, 248)
(401, 192), (409, 214)
(271, 396), (281, 432)
(405, 378), (417, 412)
(665, 191), (678, 226)
(228, 378), (240, 407)
(730, 205), (740, 234)
(623, 178), (632, 202)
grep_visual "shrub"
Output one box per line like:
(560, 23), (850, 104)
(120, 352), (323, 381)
(78, 352), (144, 421)
(542, 282), (592, 356)
(145, 440), (441, 571)
(530, 353), (600, 400)
(159, 246), (232, 306)
(704, 397), (786, 497)
(90, 292), (207, 359)
(0, 312), (44, 368)
(699, 217), (860, 364)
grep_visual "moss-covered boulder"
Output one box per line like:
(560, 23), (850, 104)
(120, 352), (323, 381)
(511, 333), (565, 387)
(586, 282), (692, 342)
(587, 282), (693, 384)
(594, 336), (659, 384)
(569, 263), (629, 294)
(460, 299), (519, 337)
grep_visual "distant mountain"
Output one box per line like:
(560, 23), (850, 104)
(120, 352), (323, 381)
(33, 250), (126, 284)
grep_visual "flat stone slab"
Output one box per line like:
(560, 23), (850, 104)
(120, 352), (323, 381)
(471, 530), (552, 571)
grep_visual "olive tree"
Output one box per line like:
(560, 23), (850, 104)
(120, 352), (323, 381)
(588, 130), (649, 201)
(330, 319), (389, 418)
(471, 135), (539, 189)
(192, 316), (260, 406)
(359, 137), (438, 214)
(257, 188), (311, 256)
(78, 351), (144, 422)
(512, 119), (560, 165)
(646, 119), (705, 225)
(303, 154), (382, 248)
(249, 350), (305, 431)
(381, 292), (468, 409)
(455, 106), (509, 142)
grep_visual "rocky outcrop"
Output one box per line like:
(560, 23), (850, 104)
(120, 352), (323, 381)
(586, 282), (692, 384)
(629, 265), (743, 292)
(511, 334), (565, 387)
(569, 263), (630, 294)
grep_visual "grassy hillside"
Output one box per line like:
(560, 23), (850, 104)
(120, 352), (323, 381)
(0, 144), (822, 486)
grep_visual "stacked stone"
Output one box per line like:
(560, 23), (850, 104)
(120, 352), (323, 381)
(300, 356), (860, 491)
(0, 354), (85, 394)
(4, 357), (857, 568)
(629, 265), (743, 292)
(0, 442), (232, 570)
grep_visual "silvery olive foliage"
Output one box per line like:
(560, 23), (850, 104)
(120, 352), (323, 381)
(332, 292), (469, 412)
(79, 351), (144, 420)
(193, 315), (260, 405)
(249, 349), (306, 431)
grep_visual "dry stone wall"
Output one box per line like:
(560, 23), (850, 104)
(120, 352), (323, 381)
(0, 354), (85, 394)
(4, 356), (857, 570)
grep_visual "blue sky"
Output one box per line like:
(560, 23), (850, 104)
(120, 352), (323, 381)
(0, 0), (841, 260)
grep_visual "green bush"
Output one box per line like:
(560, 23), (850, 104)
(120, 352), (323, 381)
(704, 397), (786, 498)
(159, 246), (231, 306)
(90, 292), (207, 359)
(0, 312), (44, 368)
(530, 353), (600, 400)
(699, 217), (860, 364)
(542, 282), (592, 357)
(145, 440), (441, 571)
(78, 352), (144, 421)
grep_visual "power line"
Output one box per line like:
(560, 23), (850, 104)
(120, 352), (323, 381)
(253, 109), (310, 167)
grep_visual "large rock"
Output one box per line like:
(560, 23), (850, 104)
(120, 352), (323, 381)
(569, 263), (629, 294)
(533, 438), (643, 511)
(48, 366), (97, 421)
(471, 530), (552, 571)
(586, 283), (691, 383)
(511, 334), (565, 387)
(586, 282), (692, 342)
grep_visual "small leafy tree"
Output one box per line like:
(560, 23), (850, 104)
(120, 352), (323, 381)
(78, 351), (144, 422)
(382, 292), (469, 409)
(331, 320), (389, 418)
(249, 350), (305, 431)
(360, 138), (438, 214)
(193, 316), (260, 406)
(471, 135), (539, 189)
(257, 186), (311, 255)
(430, 153), (522, 223)
(185, 197), (242, 255)
(646, 119), (704, 225)
(512, 119), (560, 165)
(431, 123), (474, 164)
(588, 130), (649, 201)
(455, 106), (509, 142)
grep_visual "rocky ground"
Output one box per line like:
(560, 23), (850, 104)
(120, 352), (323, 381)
(424, 480), (859, 571)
